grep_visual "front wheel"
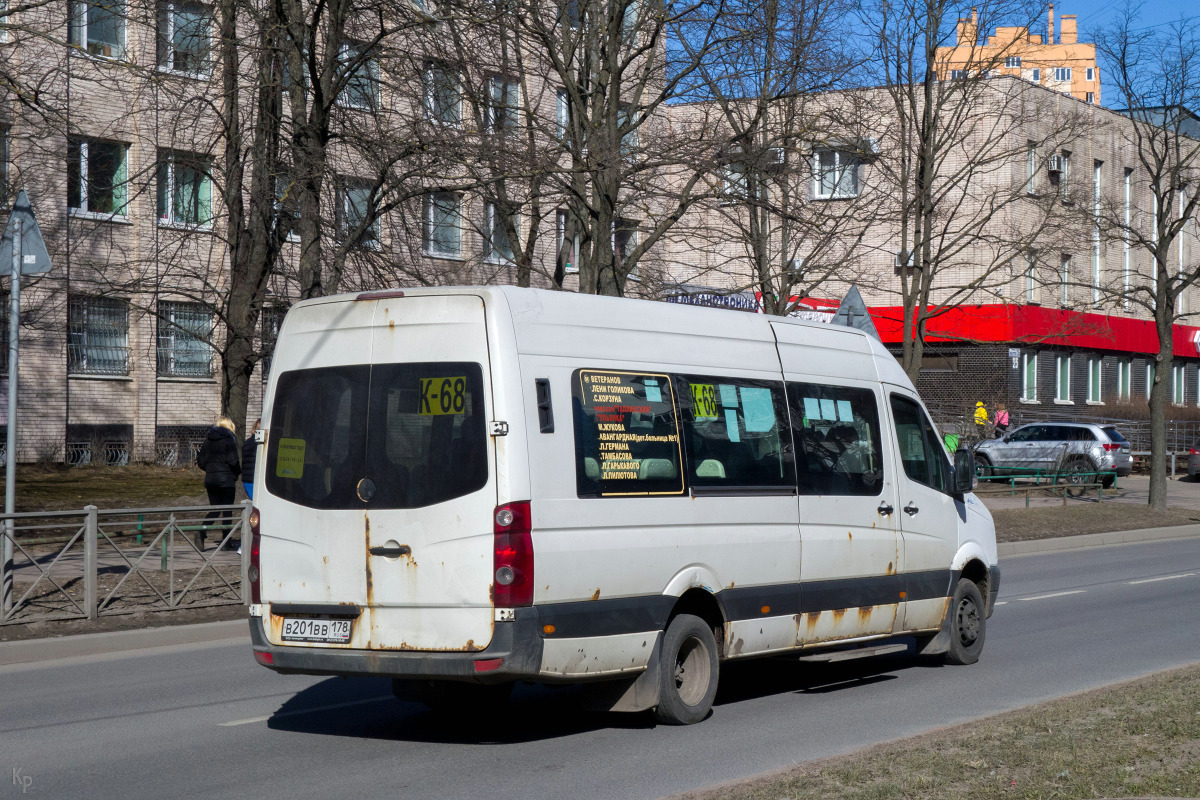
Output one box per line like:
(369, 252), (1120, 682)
(974, 454), (993, 479)
(654, 614), (719, 725)
(944, 578), (986, 665)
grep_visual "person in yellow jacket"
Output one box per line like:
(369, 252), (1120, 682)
(973, 401), (988, 431)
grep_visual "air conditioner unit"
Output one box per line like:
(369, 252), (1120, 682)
(894, 251), (913, 268)
(861, 137), (881, 156)
(766, 147), (785, 167)
(1047, 154), (1064, 173)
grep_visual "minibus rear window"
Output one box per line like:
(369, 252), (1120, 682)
(573, 369), (686, 497)
(266, 363), (488, 509)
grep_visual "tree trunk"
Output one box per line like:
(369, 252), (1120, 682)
(1148, 281), (1174, 512)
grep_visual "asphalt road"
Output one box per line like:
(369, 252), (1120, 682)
(3, 537), (1200, 800)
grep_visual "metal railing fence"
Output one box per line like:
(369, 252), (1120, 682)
(0, 501), (250, 625)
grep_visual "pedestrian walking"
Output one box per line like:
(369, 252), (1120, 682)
(196, 416), (241, 549)
(242, 418), (260, 501)
(973, 401), (988, 435)
(993, 403), (1010, 437)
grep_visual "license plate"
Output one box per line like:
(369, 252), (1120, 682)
(281, 617), (352, 644)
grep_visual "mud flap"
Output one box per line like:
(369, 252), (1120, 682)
(915, 605), (953, 656)
(580, 633), (663, 713)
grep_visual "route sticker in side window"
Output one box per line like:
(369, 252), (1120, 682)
(275, 437), (306, 479)
(574, 369), (685, 497)
(419, 376), (468, 415)
(691, 383), (718, 419)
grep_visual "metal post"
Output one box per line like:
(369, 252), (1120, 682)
(84, 505), (98, 619)
(240, 500), (251, 604)
(1, 218), (19, 614)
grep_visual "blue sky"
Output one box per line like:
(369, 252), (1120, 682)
(1073, 0), (1194, 40)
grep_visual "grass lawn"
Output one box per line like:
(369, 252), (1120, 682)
(680, 664), (1200, 800)
(0, 464), (213, 511)
(992, 503), (1200, 542)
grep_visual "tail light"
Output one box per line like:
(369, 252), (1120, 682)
(1191, 449), (1199, 456)
(1103, 443), (1121, 452)
(493, 501), (533, 607)
(248, 506), (262, 604)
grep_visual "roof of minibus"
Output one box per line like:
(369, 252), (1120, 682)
(294, 285), (908, 385)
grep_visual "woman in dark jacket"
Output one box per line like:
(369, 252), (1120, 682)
(196, 416), (241, 547)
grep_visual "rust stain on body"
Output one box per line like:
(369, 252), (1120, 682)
(857, 605), (875, 623)
(591, 588), (601, 601)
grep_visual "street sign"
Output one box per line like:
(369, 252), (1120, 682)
(830, 285), (882, 341)
(0, 190), (52, 276)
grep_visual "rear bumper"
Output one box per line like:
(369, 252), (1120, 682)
(249, 608), (545, 684)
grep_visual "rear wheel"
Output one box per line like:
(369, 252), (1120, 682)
(944, 578), (986, 665)
(654, 614), (719, 725)
(1060, 458), (1093, 497)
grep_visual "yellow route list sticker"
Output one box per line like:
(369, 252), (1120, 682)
(420, 376), (468, 416)
(275, 437), (306, 479)
(691, 383), (718, 419)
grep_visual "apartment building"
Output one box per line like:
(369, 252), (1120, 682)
(936, 4), (1101, 105)
(658, 76), (1200, 415)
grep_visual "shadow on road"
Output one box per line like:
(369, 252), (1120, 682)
(265, 644), (936, 743)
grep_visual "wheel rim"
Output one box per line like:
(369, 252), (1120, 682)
(673, 635), (711, 707)
(1066, 462), (1088, 484)
(955, 596), (980, 648)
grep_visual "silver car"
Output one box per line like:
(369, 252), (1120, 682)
(974, 422), (1133, 487)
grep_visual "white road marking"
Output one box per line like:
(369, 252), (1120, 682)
(993, 601), (1008, 606)
(1018, 590), (1086, 602)
(1127, 572), (1197, 585)
(219, 694), (392, 727)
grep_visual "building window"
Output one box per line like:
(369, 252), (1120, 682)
(482, 201), (516, 263)
(485, 76), (520, 133)
(1005, 56), (1021, 68)
(617, 104), (638, 156)
(813, 148), (859, 199)
(68, 139), (128, 217)
(1055, 354), (1071, 402)
(68, 296), (129, 376)
(1146, 362), (1155, 400)
(1086, 92), (1094, 104)
(0, 294), (7, 374)
(1085, 67), (1094, 81)
(274, 173), (299, 241)
(157, 301), (212, 378)
(1116, 359), (1131, 401)
(1174, 364), (1186, 405)
(337, 41), (379, 110)
(614, 218), (639, 278)
(1060, 254), (1070, 306)
(1031, 67), (1041, 82)
(156, 1), (210, 74)
(423, 62), (461, 125)
(1123, 168), (1133, 307)
(69, 0), (125, 59)
(949, 69), (966, 80)
(1026, 141), (1037, 194)
(1086, 356), (1102, 403)
(0, 127), (8, 205)
(1025, 250), (1038, 303)
(719, 163), (748, 203)
(260, 306), (286, 381)
(556, 89), (569, 141)
(422, 192), (461, 256)
(1021, 351), (1038, 401)
(1059, 150), (1071, 200)
(260, 306), (285, 381)
(337, 178), (380, 249)
(556, 209), (578, 274)
(920, 355), (959, 372)
(1054, 66), (1071, 81)
(157, 150), (212, 226)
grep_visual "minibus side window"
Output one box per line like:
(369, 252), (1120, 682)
(675, 375), (794, 489)
(889, 394), (951, 494)
(786, 382), (884, 496)
(572, 369), (686, 497)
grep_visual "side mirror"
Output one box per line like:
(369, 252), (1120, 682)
(953, 448), (975, 495)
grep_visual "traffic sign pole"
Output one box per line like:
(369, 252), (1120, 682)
(1, 218), (16, 613)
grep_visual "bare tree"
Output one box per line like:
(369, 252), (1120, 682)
(1095, 9), (1200, 511)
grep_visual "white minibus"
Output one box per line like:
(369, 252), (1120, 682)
(248, 286), (998, 724)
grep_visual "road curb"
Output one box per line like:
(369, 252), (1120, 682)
(997, 524), (1200, 556)
(0, 618), (248, 667)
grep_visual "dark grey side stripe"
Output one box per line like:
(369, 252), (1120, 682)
(536, 569), (956, 639)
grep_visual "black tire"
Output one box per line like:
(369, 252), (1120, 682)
(1060, 458), (1092, 497)
(1101, 474), (1116, 488)
(974, 454), (993, 479)
(393, 679), (512, 715)
(944, 578), (986, 665)
(654, 614), (719, 725)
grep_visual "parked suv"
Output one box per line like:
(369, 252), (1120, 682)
(974, 422), (1133, 487)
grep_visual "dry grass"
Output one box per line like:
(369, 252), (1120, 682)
(0, 463), (213, 511)
(677, 664), (1200, 800)
(993, 504), (1200, 542)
